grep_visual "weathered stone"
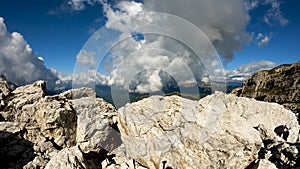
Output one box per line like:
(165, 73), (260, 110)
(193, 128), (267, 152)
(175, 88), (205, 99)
(0, 77), (13, 111)
(0, 82), (120, 168)
(253, 159), (278, 169)
(44, 146), (87, 169)
(117, 92), (299, 168)
(263, 142), (300, 168)
(1, 78), (299, 168)
(0, 76), (12, 97)
(0, 80), (46, 121)
(70, 88), (121, 153)
(100, 144), (148, 169)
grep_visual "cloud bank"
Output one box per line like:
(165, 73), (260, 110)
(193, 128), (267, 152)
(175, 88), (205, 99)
(66, 0), (286, 93)
(0, 17), (58, 87)
(225, 60), (278, 82)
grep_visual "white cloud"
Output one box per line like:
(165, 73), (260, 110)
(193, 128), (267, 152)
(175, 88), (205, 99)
(76, 50), (96, 68)
(66, 0), (285, 93)
(0, 17), (58, 88)
(144, 0), (252, 61)
(38, 57), (44, 62)
(63, 0), (231, 93)
(67, 0), (98, 10)
(68, 0), (252, 61)
(244, 0), (260, 10)
(134, 70), (163, 94)
(258, 36), (271, 47)
(201, 77), (210, 84)
(264, 0), (289, 26)
(245, 0), (289, 26)
(225, 60), (278, 82)
(255, 33), (272, 47)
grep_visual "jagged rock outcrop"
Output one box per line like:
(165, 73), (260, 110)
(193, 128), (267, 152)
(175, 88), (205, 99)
(1, 78), (300, 168)
(67, 88), (122, 153)
(117, 93), (299, 168)
(233, 61), (300, 117)
(0, 76), (14, 111)
(0, 79), (119, 168)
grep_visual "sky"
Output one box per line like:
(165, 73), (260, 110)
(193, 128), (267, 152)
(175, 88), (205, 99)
(0, 0), (299, 92)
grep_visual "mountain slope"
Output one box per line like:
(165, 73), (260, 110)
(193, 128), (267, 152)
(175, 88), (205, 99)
(233, 61), (300, 118)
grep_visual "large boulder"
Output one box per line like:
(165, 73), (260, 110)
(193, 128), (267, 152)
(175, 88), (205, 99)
(0, 81), (120, 168)
(67, 88), (121, 153)
(117, 92), (299, 168)
(1, 79), (300, 168)
(0, 80), (46, 121)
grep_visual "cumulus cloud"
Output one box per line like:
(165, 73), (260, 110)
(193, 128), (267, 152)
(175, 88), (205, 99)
(145, 0), (253, 61)
(68, 0), (252, 61)
(224, 60), (278, 82)
(0, 17), (58, 88)
(76, 50), (97, 68)
(65, 0), (286, 93)
(60, 0), (240, 93)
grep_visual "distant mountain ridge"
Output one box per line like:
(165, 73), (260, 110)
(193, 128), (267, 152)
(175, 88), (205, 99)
(94, 81), (242, 108)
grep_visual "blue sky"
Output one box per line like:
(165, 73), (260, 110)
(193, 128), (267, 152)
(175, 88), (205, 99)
(0, 0), (299, 86)
(228, 0), (300, 69)
(0, 0), (106, 74)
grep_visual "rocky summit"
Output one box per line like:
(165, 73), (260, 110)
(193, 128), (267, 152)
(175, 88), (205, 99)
(1, 77), (300, 168)
(232, 61), (300, 119)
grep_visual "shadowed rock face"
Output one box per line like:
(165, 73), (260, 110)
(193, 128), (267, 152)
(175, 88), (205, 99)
(0, 128), (35, 168)
(233, 61), (300, 118)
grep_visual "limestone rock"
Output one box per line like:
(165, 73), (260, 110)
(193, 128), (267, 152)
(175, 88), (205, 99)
(0, 81), (120, 168)
(0, 77), (13, 111)
(60, 87), (96, 99)
(1, 78), (299, 168)
(230, 87), (242, 96)
(101, 144), (148, 169)
(255, 159), (278, 169)
(0, 78), (11, 97)
(0, 75), (16, 90)
(0, 80), (46, 120)
(0, 121), (23, 134)
(234, 61), (300, 116)
(117, 92), (299, 168)
(69, 88), (121, 153)
(265, 142), (300, 168)
(44, 146), (87, 169)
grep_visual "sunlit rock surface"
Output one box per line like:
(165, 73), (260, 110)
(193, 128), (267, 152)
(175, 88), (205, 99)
(0, 78), (299, 169)
(0, 80), (119, 168)
(117, 92), (299, 168)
